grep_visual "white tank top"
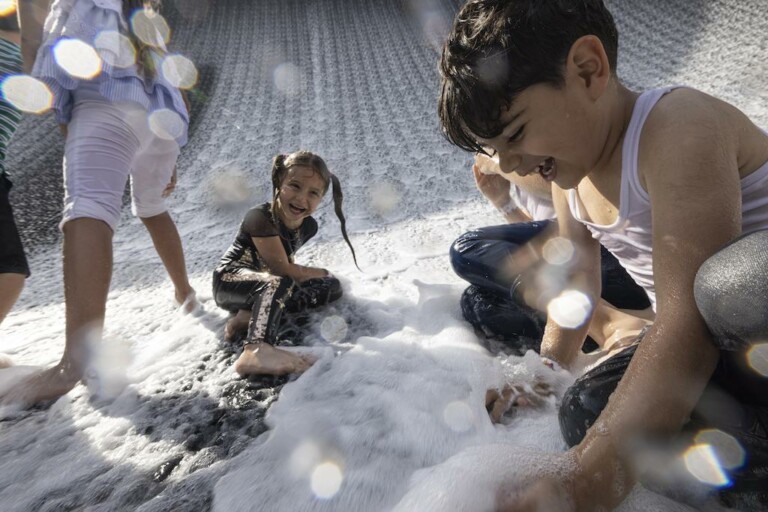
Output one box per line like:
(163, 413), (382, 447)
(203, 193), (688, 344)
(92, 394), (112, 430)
(512, 185), (556, 221)
(567, 85), (768, 311)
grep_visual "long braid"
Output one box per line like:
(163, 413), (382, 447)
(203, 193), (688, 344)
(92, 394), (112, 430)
(329, 173), (359, 270)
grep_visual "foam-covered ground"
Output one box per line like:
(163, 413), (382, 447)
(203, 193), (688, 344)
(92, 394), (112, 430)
(1, 0), (766, 510)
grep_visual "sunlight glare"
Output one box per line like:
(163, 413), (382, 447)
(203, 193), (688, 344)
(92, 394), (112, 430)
(53, 39), (102, 79)
(547, 289), (592, 329)
(320, 315), (348, 343)
(94, 30), (136, 68)
(273, 62), (301, 96)
(694, 429), (746, 470)
(131, 9), (171, 47)
(747, 342), (768, 377)
(148, 108), (185, 141)
(683, 444), (731, 488)
(161, 54), (198, 89)
(310, 461), (343, 499)
(542, 237), (575, 266)
(1, 75), (52, 113)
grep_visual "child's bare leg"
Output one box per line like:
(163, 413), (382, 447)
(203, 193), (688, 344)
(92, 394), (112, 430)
(234, 342), (314, 376)
(588, 300), (651, 351)
(224, 309), (251, 341)
(1, 218), (112, 405)
(140, 212), (196, 309)
(0, 273), (25, 326)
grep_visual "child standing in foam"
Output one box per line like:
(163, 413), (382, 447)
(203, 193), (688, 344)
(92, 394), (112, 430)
(439, 0), (768, 509)
(1, 0), (195, 406)
(212, 151), (358, 377)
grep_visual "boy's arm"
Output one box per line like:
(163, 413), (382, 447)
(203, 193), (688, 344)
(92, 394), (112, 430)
(538, 185), (601, 369)
(569, 92), (740, 510)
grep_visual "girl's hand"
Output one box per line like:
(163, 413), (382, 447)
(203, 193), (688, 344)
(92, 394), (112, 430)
(473, 163), (511, 208)
(162, 166), (178, 198)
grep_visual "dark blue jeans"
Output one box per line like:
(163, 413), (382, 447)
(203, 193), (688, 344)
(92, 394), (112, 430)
(449, 220), (650, 348)
(560, 230), (768, 508)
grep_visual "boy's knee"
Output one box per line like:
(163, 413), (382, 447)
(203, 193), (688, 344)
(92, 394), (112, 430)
(450, 231), (479, 276)
(694, 231), (768, 350)
(60, 196), (120, 232)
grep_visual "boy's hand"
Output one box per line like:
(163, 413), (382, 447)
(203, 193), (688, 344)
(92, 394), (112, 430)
(162, 166), (178, 197)
(473, 163), (510, 208)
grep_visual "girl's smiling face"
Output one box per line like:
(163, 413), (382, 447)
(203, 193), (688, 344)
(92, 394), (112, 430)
(276, 165), (326, 228)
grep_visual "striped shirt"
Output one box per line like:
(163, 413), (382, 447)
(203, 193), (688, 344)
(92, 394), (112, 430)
(0, 37), (22, 177)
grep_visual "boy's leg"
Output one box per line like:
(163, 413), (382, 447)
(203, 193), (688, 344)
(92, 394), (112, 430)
(0, 173), (29, 325)
(460, 284), (545, 351)
(450, 220), (552, 295)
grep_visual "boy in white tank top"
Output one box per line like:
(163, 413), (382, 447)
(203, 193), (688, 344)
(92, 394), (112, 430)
(439, 0), (768, 510)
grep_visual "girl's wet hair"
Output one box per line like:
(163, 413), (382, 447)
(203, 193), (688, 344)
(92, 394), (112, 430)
(271, 151), (359, 269)
(438, 0), (618, 154)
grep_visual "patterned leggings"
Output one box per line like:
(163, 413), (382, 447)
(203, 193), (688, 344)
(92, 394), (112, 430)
(212, 267), (342, 345)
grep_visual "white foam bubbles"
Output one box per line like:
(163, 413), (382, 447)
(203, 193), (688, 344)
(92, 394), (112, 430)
(0, 75), (53, 113)
(546, 289), (593, 329)
(53, 39), (103, 79)
(442, 400), (474, 433)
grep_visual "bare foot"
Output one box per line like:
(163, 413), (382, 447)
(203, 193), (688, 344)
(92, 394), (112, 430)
(224, 310), (251, 342)
(0, 363), (82, 407)
(234, 342), (315, 377)
(486, 380), (555, 422)
(175, 288), (198, 314)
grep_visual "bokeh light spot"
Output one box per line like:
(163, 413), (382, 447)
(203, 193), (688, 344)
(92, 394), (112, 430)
(683, 444), (731, 488)
(747, 342), (768, 377)
(161, 54), (198, 89)
(1, 75), (52, 113)
(547, 289), (592, 329)
(0, 0), (15, 16)
(53, 39), (102, 79)
(148, 108), (185, 141)
(369, 182), (400, 215)
(94, 30), (136, 68)
(131, 9), (171, 47)
(310, 461), (343, 499)
(320, 315), (348, 343)
(694, 429), (746, 470)
(209, 166), (253, 206)
(273, 62), (301, 96)
(443, 400), (474, 433)
(542, 237), (575, 266)
(289, 440), (322, 477)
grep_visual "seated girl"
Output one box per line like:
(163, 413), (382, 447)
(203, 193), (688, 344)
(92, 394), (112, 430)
(212, 151), (357, 377)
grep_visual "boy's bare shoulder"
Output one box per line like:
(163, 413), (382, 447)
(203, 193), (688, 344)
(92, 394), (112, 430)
(639, 88), (744, 176)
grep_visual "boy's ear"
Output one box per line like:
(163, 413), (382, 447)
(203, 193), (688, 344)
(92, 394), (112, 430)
(567, 35), (611, 100)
